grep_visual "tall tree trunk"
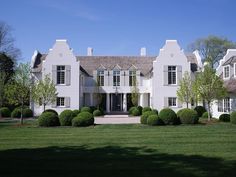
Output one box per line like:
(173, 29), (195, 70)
(207, 101), (211, 122)
(20, 101), (24, 125)
(43, 103), (46, 112)
(187, 102), (189, 108)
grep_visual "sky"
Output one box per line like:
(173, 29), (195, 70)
(1, 0), (236, 62)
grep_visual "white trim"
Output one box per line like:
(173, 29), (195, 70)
(234, 63), (236, 77)
(223, 65), (230, 79)
(168, 97), (177, 107)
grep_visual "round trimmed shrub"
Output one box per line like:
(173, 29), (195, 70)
(43, 109), (58, 116)
(159, 108), (178, 125)
(140, 111), (157, 124)
(194, 106), (206, 118)
(0, 107), (11, 117)
(202, 112), (211, 118)
(219, 114), (230, 122)
(179, 108), (199, 124)
(137, 106), (143, 114)
(59, 110), (74, 126)
(142, 107), (152, 114)
(11, 108), (21, 118)
(22, 108), (33, 118)
(72, 109), (80, 117)
(128, 107), (136, 115)
(81, 106), (92, 113)
(177, 109), (184, 118)
(72, 112), (94, 127)
(132, 107), (141, 116)
(90, 106), (96, 113)
(93, 109), (102, 116)
(147, 115), (164, 126)
(230, 111), (236, 124)
(152, 109), (158, 115)
(38, 112), (60, 127)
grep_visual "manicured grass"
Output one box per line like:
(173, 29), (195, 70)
(0, 119), (236, 177)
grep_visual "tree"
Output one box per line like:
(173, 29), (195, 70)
(131, 75), (139, 107)
(5, 63), (31, 124)
(195, 65), (227, 121)
(189, 35), (236, 68)
(32, 74), (58, 112)
(0, 21), (20, 60)
(177, 71), (192, 108)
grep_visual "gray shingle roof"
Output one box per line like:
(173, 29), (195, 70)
(222, 56), (236, 66)
(224, 77), (236, 93)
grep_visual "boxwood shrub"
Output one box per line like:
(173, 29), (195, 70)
(147, 115), (164, 126)
(72, 109), (80, 117)
(140, 111), (157, 124)
(38, 112), (60, 127)
(159, 108), (178, 125)
(178, 108), (199, 124)
(128, 107), (136, 115)
(152, 109), (158, 115)
(72, 112), (94, 127)
(93, 109), (102, 116)
(81, 106), (92, 113)
(43, 109), (58, 116)
(194, 106), (206, 118)
(219, 113), (230, 122)
(0, 107), (11, 117)
(202, 112), (211, 118)
(132, 107), (141, 116)
(59, 110), (74, 126)
(11, 108), (21, 118)
(230, 111), (236, 124)
(22, 108), (33, 118)
(142, 107), (152, 114)
(137, 106), (143, 114)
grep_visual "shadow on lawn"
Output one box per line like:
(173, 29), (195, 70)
(0, 146), (235, 177)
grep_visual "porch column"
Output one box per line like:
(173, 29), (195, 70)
(90, 93), (93, 106)
(123, 93), (127, 112)
(140, 93), (144, 107)
(106, 93), (110, 113)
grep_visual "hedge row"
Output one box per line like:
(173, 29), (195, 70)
(0, 107), (33, 118)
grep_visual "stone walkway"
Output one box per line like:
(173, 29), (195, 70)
(94, 115), (140, 124)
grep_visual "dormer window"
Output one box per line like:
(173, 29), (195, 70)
(113, 70), (120, 86)
(223, 65), (230, 79)
(97, 70), (104, 86)
(129, 70), (136, 86)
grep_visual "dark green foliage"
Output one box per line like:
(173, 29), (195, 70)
(72, 112), (94, 127)
(38, 112), (60, 127)
(230, 111), (236, 124)
(22, 108), (33, 118)
(128, 107), (136, 115)
(177, 109), (184, 118)
(72, 109), (80, 117)
(152, 109), (158, 115)
(140, 111), (157, 124)
(219, 114), (230, 122)
(43, 109), (58, 116)
(194, 106), (207, 118)
(142, 107), (152, 114)
(11, 108), (21, 118)
(132, 107), (141, 116)
(59, 110), (74, 126)
(90, 106), (96, 113)
(93, 109), (102, 117)
(179, 108), (199, 124)
(147, 115), (164, 126)
(137, 106), (143, 114)
(81, 106), (92, 113)
(0, 107), (11, 117)
(159, 108), (178, 125)
(202, 112), (210, 118)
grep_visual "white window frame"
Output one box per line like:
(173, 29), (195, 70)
(113, 70), (120, 86)
(218, 97), (230, 113)
(234, 63), (236, 77)
(57, 65), (66, 85)
(97, 70), (104, 86)
(223, 65), (230, 79)
(129, 70), (136, 86)
(56, 97), (65, 107)
(168, 66), (177, 85)
(168, 97), (177, 107)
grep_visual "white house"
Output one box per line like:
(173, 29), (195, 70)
(212, 49), (236, 118)
(31, 40), (202, 116)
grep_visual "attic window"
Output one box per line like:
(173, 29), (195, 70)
(223, 65), (230, 79)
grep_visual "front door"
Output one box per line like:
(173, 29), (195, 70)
(112, 94), (122, 111)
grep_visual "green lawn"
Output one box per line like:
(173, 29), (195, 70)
(0, 119), (236, 177)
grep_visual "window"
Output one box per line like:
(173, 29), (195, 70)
(129, 70), (136, 86)
(57, 97), (65, 107)
(168, 66), (177, 85)
(168, 97), (177, 107)
(57, 66), (65, 84)
(223, 66), (230, 79)
(218, 97), (230, 112)
(97, 70), (104, 86)
(113, 70), (120, 86)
